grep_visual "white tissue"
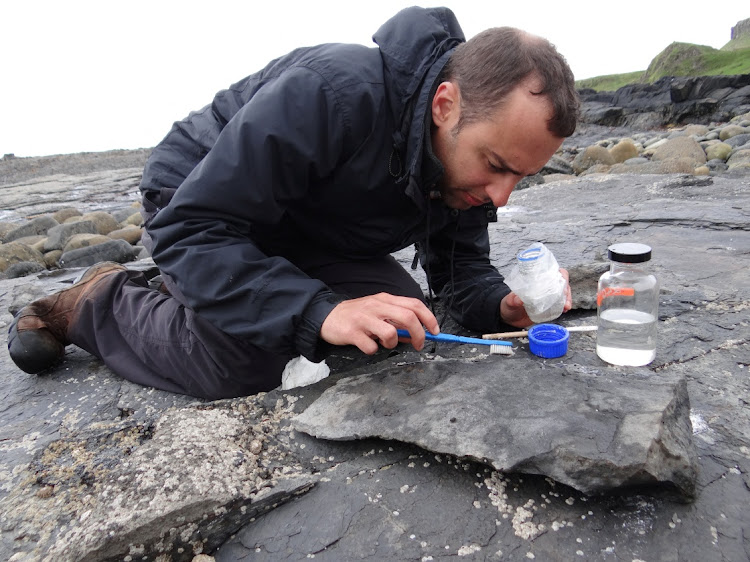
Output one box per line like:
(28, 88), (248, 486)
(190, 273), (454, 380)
(281, 356), (330, 390)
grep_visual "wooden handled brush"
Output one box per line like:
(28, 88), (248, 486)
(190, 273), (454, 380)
(481, 325), (598, 339)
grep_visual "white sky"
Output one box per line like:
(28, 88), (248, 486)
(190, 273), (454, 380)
(1, 0), (748, 158)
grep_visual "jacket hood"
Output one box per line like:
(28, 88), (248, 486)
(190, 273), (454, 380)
(373, 7), (465, 183)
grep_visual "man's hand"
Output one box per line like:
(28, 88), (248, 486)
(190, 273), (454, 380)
(320, 293), (439, 354)
(500, 268), (572, 328)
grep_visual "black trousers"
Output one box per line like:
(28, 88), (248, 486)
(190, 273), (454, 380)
(68, 252), (424, 400)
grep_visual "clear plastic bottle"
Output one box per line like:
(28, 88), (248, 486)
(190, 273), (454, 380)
(596, 243), (659, 366)
(506, 242), (567, 324)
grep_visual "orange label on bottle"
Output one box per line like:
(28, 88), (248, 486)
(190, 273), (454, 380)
(597, 287), (635, 307)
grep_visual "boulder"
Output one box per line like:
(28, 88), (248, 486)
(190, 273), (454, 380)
(609, 158), (696, 175)
(0, 242), (45, 273)
(725, 133), (750, 148)
(608, 138), (639, 163)
(43, 220), (98, 252)
(705, 142), (733, 161)
(651, 136), (707, 166)
(43, 249), (63, 268)
(719, 124), (748, 141)
(123, 211), (144, 226)
(727, 148), (750, 170)
(2, 215), (58, 243)
(3, 261), (47, 279)
(682, 124), (710, 137)
(51, 207), (82, 223)
(59, 238), (140, 268)
(572, 145), (616, 174)
(107, 225), (143, 245)
(80, 211), (120, 235)
(62, 233), (112, 253)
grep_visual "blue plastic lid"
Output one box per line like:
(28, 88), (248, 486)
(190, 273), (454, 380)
(528, 324), (569, 358)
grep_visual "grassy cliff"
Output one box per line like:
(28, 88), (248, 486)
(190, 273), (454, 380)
(576, 20), (750, 91)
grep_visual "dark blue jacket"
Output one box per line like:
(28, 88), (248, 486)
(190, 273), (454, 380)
(140, 7), (511, 360)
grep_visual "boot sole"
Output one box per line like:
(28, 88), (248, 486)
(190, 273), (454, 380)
(7, 261), (127, 374)
(7, 317), (64, 374)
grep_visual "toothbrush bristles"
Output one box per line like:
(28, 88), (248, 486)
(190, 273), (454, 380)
(490, 344), (514, 356)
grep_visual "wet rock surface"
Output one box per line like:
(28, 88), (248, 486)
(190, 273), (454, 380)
(1, 151), (749, 561)
(292, 360), (697, 498)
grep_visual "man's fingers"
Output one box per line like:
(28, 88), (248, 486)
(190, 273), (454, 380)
(559, 268), (572, 310)
(373, 293), (438, 331)
(351, 333), (381, 355)
(319, 293), (438, 352)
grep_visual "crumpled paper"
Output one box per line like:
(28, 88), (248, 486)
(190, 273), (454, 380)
(281, 356), (330, 390)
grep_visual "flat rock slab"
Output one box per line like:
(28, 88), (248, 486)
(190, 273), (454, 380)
(1, 396), (315, 562)
(293, 358), (698, 497)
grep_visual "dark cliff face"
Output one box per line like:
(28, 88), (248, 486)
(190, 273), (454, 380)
(578, 73), (750, 128)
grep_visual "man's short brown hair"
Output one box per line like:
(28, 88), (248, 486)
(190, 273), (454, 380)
(442, 27), (580, 137)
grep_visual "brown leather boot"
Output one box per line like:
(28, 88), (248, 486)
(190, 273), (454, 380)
(7, 261), (127, 374)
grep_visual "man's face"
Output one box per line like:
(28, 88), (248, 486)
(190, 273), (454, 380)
(431, 80), (564, 210)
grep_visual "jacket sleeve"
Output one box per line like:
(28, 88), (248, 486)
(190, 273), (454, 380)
(147, 67), (348, 360)
(422, 207), (512, 333)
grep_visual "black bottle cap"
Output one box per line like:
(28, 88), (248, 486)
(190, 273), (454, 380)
(608, 243), (652, 263)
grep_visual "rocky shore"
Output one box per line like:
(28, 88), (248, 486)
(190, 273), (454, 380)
(1, 82), (750, 562)
(2, 114), (749, 280)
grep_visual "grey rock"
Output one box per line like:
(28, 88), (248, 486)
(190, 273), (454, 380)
(706, 158), (729, 172)
(514, 173), (544, 191)
(110, 206), (141, 224)
(0, 168), (144, 224)
(623, 156), (650, 165)
(542, 154), (574, 175)
(568, 260), (609, 309)
(578, 103), (624, 127)
(725, 132), (750, 148)
(293, 360), (697, 497)
(59, 238), (139, 268)
(2, 215), (58, 243)
(1, 396), (315, 561)
(4, 261), (46, 279)
(43, 220), (98, 252)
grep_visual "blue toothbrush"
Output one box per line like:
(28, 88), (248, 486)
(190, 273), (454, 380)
(396, 329), (513, 355)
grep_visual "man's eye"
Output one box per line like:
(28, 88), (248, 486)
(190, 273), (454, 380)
(489, 162), (504, 173)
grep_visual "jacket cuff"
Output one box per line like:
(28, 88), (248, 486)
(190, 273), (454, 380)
(474, 283), (513, 333)
(294, 291), (347, 361)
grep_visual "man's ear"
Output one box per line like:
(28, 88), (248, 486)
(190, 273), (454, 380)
(431, 81), (460, 127)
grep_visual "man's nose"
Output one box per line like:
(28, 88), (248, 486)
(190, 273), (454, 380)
(484, 176), (519, 207)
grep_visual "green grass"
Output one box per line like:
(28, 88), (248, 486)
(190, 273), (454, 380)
(576, 71), (645, 92)
(722, 34), (750, 51)
(575, 35), (750, 92)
